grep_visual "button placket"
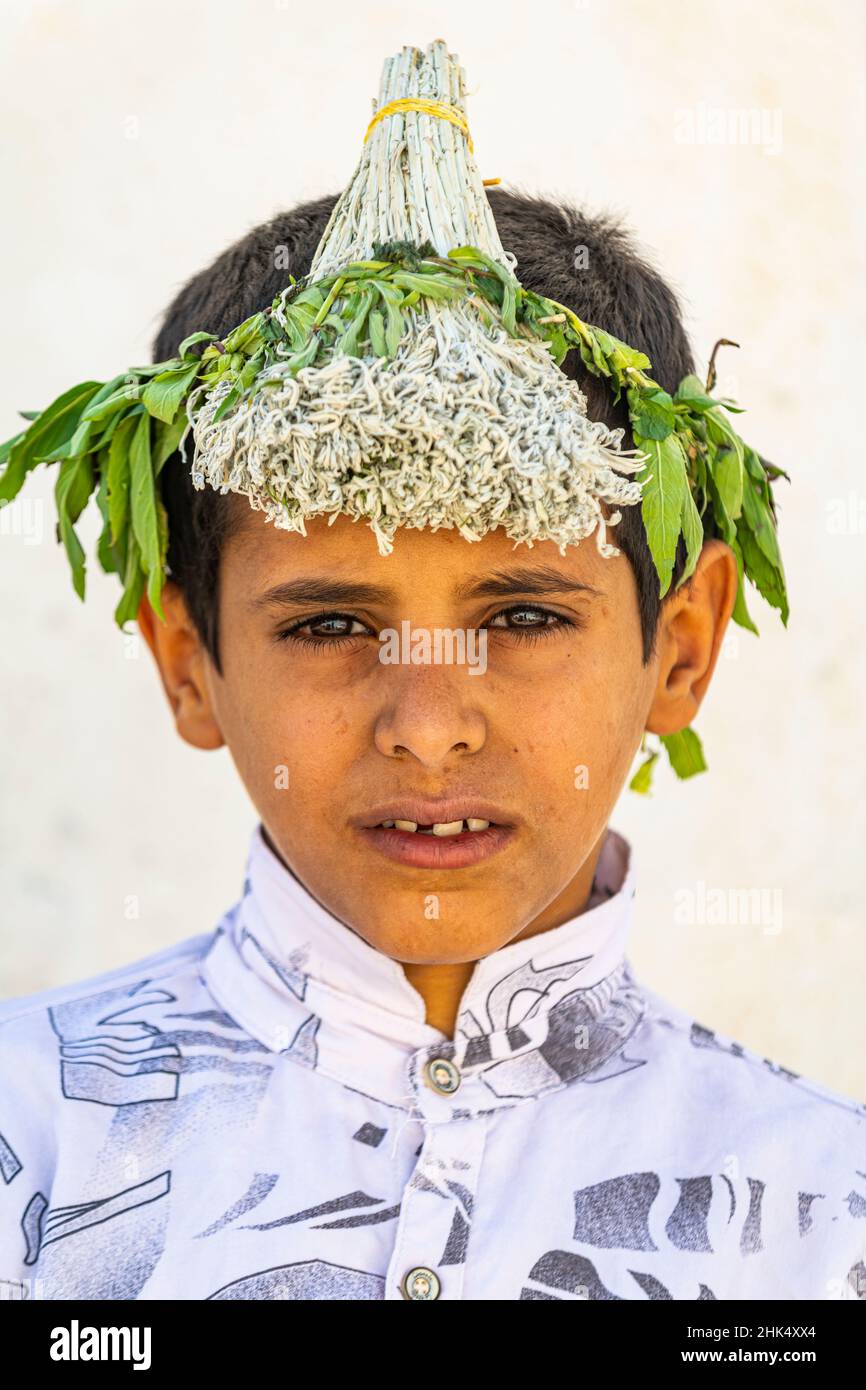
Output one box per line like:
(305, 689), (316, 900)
(386, 1080), (488, 1301)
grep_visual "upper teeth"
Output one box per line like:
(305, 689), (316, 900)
(381, 818), (491, 836)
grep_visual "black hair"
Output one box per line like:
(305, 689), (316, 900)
(154, 189), (692, 670)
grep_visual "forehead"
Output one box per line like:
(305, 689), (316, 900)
(222, 492), (631, 600)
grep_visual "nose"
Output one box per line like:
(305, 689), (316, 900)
(373, 664), (488, 765)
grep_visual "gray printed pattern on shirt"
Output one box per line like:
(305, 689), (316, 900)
(1, 895), (864, 1300)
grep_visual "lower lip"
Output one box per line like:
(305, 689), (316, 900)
(359, 823), (515, 868)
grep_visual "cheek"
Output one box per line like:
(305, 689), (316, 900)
(536, 643), (644, 790)
(214, 661), (357, 813)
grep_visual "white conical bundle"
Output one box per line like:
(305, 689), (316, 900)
(309, 40), (510, 275)
(187, 40), (648, 557)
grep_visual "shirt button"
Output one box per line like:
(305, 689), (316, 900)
(403, 1266), (441, 1300)
(424, 1055), (461, 1094)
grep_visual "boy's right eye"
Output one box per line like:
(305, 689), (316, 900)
(275, 611), (371, 648)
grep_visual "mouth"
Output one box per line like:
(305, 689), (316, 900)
(375, 817), (495, 836)
(356, 798), (517, 869)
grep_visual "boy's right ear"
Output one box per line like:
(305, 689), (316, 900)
(136, 584), (225, 751)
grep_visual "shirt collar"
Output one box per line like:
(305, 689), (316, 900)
(201, 823), (646, 1116)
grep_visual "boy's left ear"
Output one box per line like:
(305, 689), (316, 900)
(136, 585), (225, 751)
(645, 539), (739, 736)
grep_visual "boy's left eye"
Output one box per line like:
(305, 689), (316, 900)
(486, 604), (578, 636)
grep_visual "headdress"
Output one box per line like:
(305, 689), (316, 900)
(0, 40), (788, 792)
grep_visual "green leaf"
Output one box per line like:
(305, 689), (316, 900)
(94, 454), (121, 576)
(319, 313), (346, 338)
(107, 413), (136, 544)
(538, 299), (650, 395)
(127, 358), (183, 378)
(447, 246), (516, 284)
(729, 535), (759, 634)
(211, 381), (244, 424)
(278, 306), (314, 351)
(147, 494), (169, 620)
(678, 481), (705, 585)
(660, 727), (707, 779)
(153, 413), (188, 475)
(629, 749), (659, 795)
(391, 271), (464, 300)
(762, 458), (791, 484)
(377, 282), (406, 356)
(222, 311), (266, 355)
(37, 411), (104, 463)
(290, 285), (326, 312)
(628, 386), (678, 441)
(713, 449), (744, 522)
(141, 361), (200, 425)
(92, 405), (128, 449)
(0, 430), (26, 467)
(674, 374), (718, 411)
(607, 338), (651, 374)
(368, 308), (387, 358)
(740, 452), (784, 571)
(78, 385), (142, 423)
(471, 271), (505, 311)
(78, 374), (141, 423)
(97, 527), (121, 575)
(743, 443), (771, 491)
(707, 412), (745, 519)
(582, 327), (612, 377)
(736, 515), (789, 625)
(704, 462), (736, 547)
(178, 330), (217, 358)
(129, 412), (161, 612)
(114, 532), (146, 629)
(0, 381), (102, 503)
(339, 259), (394, 276)
(337, 286), (376, 357)
(500, 281), (517, 335)
(534, 314), (568, 366)
(267, 333), (322, 385)
(238, 349), (264, 393)
(54, 453), (96, 599)
(689, 443), (708, 517)
(634, 431), (688, 598)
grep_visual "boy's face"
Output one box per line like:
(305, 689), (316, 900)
(143, 503), (735, 964)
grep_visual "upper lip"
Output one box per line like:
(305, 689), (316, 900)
(356, 795), (517, 829)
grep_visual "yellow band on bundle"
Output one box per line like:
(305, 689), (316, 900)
(363, 97), (474, 153)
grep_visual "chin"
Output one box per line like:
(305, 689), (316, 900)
(364, 918), (510, 964)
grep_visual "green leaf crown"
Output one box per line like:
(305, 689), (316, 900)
(0, 240), (788, 794)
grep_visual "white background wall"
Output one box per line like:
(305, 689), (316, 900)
(1, 0), (864, 1099)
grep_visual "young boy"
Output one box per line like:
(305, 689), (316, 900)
(1, 43), (863, 1303)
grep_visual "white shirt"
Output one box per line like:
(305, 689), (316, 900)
(1, 823), (863, 1301)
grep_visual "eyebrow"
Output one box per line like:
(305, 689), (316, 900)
(250, 565), (604, 611)
(455, 565), (605, 601)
